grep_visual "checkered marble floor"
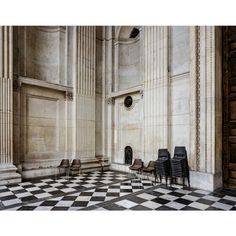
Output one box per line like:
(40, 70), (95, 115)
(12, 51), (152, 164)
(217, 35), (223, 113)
(95, 186), (236, 211)
(2, 170), (236, 211)
(6, 178), (154, 211)
(0, 171), (129, 209)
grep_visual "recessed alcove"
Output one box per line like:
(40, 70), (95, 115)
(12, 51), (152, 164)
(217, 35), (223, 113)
(124, 146), (133, 165)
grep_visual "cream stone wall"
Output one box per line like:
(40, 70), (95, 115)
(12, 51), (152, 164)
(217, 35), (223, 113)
(16, 27), (67, 85)
(169, 26), (190, 156)
(0, 25), (224, 191)
(113, 93), (143, 164)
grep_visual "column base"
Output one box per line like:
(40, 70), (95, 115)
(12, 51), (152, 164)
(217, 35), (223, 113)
(0, 164), (22, 185)
(189, 171), (223, 191)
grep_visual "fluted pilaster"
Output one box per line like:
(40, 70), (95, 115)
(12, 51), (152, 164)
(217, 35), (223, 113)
(75, 26), (96, 159)
(143, 26), (169, 161)
(0, 26), (21, 185)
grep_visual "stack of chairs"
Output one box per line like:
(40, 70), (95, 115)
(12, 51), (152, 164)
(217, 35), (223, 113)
(171, 146), (190, 188)
(156, 149), (171, 185)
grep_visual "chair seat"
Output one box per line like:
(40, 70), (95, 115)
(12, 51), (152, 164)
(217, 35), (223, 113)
(142, 167), (155, 172)
(70, 166), (81, 171)
(129, 165), (142, 171)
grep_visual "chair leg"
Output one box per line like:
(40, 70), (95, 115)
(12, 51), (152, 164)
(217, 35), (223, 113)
(183, 177), (185, 187)
(165, 176), (168, 187)
(58, 167), (61, 178)
(187, 175), (190, 189)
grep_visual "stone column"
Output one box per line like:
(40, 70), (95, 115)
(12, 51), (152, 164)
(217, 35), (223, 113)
(0, 26), (21, 185)
(142, 26), (169, 161)
(189, 26), (222, 191)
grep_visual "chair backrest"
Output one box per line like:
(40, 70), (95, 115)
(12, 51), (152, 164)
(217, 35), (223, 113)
(71, 159), (81, 166)
(133, 158), (142, 166)
(174, 146), (187, 158)
(59, 159), (70, 167)
(158, 149), (170, 159)
(148, 161), (156, 168)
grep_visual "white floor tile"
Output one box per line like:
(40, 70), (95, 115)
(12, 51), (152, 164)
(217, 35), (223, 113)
(141, 201), (162, 209)
(136, 193), (156, 200)
(116, 199), (138, 208)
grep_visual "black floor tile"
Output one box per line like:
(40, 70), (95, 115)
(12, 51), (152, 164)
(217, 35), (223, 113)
(21, 196), (38, 202)
(0, 195), (18, 201)
(40, 201), (58, 206)
(90, 197), (105, 202)
(6, 184), (19, 188)
(56, 186), (68, 190)
(106, 192), (120, 197)
(206, 206), (224, 211)
(109, 186), (120, 189)
(126, 196), (147, 204)
(147, 191), (163, 197)
(72, 201), (88, 207)
(103, 204), (126, 210)
(51, 207), (70, 211)
(79, 192), (94, 197)
(218, 199), (236, 206)
(40, 185), (51, 189)
(31, 190), (45, 195)
(23, 184), (35, 188)
(94, 189), (108, 192)
(120, 189), (132, 193)
(17, 206), (37, 211)
(197, 198), (215, 206)
(156, 206), (177, 210)
(49, 190), (64, 195)
(0, 189), (11, 193)
(61, 196), (78, 201)
(174, 198), (192, 205)
(130, 205), (151, 210)
(181, 206), (201, 211)
(188, 192), (204, 198)
(152, 197), (170, 205)
(13, 189), (27, 194)
(209, 192), (225, 198)
(169, 192), (185, 197)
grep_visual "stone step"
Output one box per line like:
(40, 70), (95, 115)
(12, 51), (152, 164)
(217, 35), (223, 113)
(20, 157), (110, 179)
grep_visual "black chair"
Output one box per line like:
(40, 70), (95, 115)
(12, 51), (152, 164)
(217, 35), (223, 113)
(156, 149), (171, 185)
(141, 161), (156, 183)
(70, 159), (81, 176)
(171, 146), (190, 188)
(58, 159), (70, 178)
(129, 159), (143, 176)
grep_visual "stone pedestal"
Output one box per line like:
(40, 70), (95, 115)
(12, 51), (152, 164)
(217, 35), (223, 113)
(0, 26), (21, 185)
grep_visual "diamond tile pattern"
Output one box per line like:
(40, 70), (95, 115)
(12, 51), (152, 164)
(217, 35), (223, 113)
(1, 171), (236, 211)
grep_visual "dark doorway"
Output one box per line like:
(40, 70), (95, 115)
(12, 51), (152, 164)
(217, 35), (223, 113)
(125, 146), (133, 165)
(222, 26), (236, 188)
